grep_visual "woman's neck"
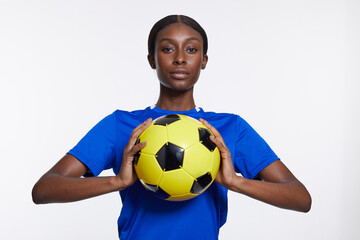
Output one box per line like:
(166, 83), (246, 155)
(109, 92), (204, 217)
(156, 85), (196, 111)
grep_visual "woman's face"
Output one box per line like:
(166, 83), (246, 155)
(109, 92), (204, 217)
(150, 23), (208, 92)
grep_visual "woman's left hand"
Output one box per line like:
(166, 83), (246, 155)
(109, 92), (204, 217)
(200, 118), (312, 212)
(199, 118), (239, 190)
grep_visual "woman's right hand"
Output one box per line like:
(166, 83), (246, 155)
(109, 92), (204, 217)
(32, 118), (152, 204)
(115, 118), (152, 190)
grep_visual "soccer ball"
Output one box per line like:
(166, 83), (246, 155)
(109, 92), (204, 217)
(134, 114), (220, 201)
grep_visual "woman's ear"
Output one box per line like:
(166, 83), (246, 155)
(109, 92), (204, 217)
(147, 54), (156, 69)
(201, 54), (208, 69)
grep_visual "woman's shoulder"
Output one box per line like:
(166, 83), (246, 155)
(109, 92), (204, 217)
(114, 107), (150, 117)
(112, 107), (154, 124)
(201, 108), (243, 122)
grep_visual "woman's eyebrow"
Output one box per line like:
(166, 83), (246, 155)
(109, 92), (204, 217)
(159, 38), (173, 43)
(186, 37), (200, 42)
(159, 37), (200, 43)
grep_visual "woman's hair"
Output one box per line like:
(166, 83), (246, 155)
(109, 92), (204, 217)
(148, 15), (208, 56)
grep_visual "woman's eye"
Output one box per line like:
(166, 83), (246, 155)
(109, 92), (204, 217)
(162, 47), (174, 53)
(187, 48), (198, 53)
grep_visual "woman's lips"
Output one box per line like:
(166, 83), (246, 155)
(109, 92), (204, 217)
(170, 70), (190, 80)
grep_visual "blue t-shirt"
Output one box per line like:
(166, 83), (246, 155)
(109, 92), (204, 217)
(68, 106), (279, 240)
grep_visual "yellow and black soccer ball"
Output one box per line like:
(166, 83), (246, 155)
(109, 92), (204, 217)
(134, 114), (220, 201)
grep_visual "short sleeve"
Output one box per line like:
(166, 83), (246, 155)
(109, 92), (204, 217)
(67, 113), (116, 177)
(233, 116), (279, 179)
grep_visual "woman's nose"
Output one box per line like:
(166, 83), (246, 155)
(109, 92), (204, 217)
(174, 51), (186, 65)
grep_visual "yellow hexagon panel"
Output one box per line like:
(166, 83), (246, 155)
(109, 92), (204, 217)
(183, 142), (213, 178)
(159, 169), (194, 196)
(179, 115), (215, 136)
(167, 119), (199, 149)
(139, 124), (168, 155)
(134, 153), (163, 186)
(179, 114), (204, 128)
(210, 148), (221, 179)
(167, 193), (199, 201)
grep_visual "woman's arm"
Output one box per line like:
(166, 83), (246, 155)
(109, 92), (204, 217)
(225, 160), (311, 212)
(200, 119), (311, 213)
(32, 154), (121, 204)
(32, 118), (151, 204)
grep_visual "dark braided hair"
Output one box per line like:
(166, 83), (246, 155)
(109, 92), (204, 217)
(148, 15), (208, 56)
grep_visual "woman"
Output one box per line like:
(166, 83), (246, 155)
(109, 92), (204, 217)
(32, 15), (311, 239)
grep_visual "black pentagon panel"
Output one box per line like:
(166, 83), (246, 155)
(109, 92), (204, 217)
(156, 142), (184, 171)
(154, 114), (181, 126)
(133, 151), (140, 166)
(133, 139), (141, 166)
(190, 172), (213, 194)
(198, 128), (216, 152)
(144, 183), (170, 199)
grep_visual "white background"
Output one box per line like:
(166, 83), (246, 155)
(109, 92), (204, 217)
(1, 0), (359, 239)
